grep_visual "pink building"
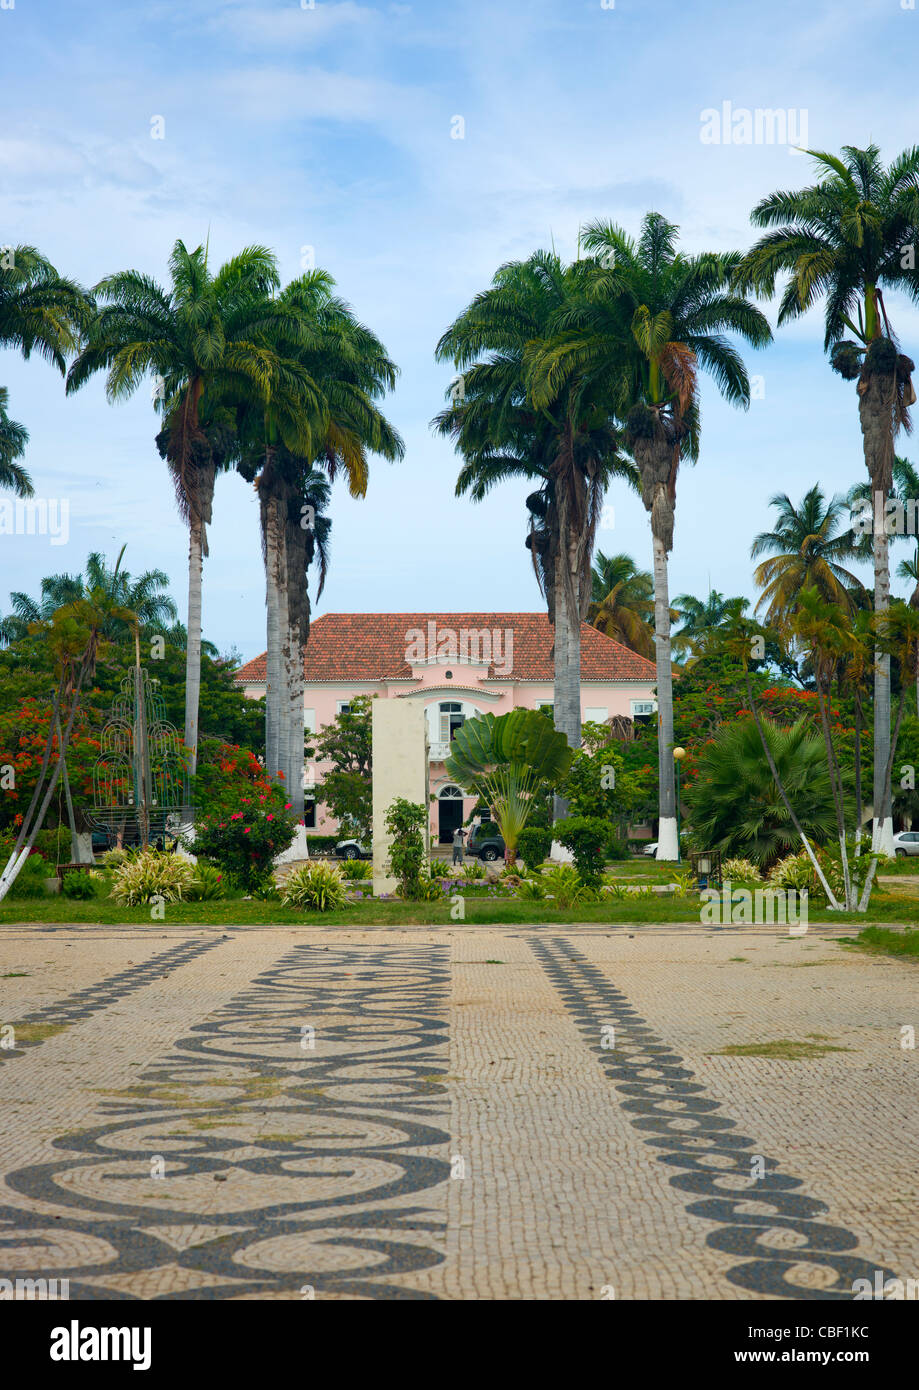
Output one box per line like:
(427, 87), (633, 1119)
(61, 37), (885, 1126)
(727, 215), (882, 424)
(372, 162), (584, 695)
(235, 612), (657, 843)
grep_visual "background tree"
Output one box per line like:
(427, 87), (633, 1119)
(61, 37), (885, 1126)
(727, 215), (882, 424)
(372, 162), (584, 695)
(312, 695), (373, 842)
(750, 485), (864, 630)
(588, 551), (655, 657)
(735, 143), (919, 854)
(671, 589), (750, 662)
(0, 386), (31, 500)
(1, 549), (177, 645)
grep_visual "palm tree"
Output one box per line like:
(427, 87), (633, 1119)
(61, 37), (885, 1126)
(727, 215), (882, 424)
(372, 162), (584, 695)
(751, 485), (864, 629)
(530, 213), (771, 857)
(1, 246), (90, 505)
(0, 386), (31, 499)
(239, 270), (402, 806)
(735, 144), (919, 854)
(435, 251), (638, 761)
(588, 551), (655, 657)
(66, 240), (296, 775)
(671, 589), (750, 661)
(1, 549), (178, 645)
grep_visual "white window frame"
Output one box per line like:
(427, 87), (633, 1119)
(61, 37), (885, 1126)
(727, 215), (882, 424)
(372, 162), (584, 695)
(337, 700), (352, 716)
(630, 699), (657, 718)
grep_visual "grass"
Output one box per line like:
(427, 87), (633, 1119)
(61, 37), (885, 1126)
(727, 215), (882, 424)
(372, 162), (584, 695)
(836, 927), (919, 960)
(8, 1022), (69, 1042)
(5, 871), (919, 928)
(709, 1037), (853, 1060)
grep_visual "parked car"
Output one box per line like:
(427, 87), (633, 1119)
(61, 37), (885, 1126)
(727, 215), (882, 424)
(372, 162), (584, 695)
(335, 838), (371, 860)
(466, 824), (505, 862)
(892, 831), (919, 857)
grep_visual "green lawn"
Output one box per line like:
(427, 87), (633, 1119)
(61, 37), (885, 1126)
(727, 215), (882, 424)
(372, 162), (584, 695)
(4, 890), (919, 928)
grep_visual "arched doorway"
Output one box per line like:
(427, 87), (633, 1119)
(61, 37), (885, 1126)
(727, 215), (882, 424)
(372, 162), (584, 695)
(437, 784), (464, 844)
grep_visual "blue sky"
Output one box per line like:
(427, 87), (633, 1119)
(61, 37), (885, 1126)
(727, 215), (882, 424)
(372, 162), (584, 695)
(3, 0), (919, 659)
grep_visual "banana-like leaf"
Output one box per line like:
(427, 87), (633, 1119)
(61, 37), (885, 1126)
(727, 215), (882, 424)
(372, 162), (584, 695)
(445, 710), (573, 790)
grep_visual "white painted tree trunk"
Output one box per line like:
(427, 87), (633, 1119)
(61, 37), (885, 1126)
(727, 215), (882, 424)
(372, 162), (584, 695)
(651, 532), (678, 861)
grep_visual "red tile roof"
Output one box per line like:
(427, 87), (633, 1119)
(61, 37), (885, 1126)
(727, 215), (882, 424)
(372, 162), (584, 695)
(235, 613), (656, 684)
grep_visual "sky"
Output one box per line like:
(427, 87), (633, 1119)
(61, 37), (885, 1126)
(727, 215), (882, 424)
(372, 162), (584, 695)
(3, 0), (919, 661)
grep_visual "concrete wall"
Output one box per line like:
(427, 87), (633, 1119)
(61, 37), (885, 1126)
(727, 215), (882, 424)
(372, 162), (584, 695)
(371, 700), (429, 896)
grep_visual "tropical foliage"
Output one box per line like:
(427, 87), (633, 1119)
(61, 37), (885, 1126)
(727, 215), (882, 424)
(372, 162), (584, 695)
(445, 709), (574, 861)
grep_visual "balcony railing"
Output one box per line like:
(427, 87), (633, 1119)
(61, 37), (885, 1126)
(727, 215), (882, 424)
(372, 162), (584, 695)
(428, 741), (452, 761)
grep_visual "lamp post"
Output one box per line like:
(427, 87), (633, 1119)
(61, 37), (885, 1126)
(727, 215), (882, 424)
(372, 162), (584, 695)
(673, 746), (686, 864)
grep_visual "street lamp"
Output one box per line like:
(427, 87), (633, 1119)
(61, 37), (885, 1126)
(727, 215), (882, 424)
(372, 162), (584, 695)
(673, 746), (686, 863)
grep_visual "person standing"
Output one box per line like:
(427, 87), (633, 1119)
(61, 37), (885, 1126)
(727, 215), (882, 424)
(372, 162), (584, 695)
(452, 825), (467, 866)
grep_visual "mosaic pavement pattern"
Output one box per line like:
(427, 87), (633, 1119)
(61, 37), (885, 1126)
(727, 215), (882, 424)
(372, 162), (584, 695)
(0, 924), (916, 1299)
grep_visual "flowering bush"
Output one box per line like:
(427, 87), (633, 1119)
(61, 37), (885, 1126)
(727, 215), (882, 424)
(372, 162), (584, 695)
(191, 798), (297, 890)
(109, 850), (196, 905)
(721, 857), (763, 882)
(767, 849), (845, 902)
(280, 861), (347, 912)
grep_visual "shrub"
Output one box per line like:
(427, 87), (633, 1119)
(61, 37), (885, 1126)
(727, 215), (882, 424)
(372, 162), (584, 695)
(305, 834), (341, 856)
(251, 878), (280, 901)
(721, 857), (763, 883)
(6, 852), (51, 898)
(383, 797), (427, 898)
(517, 826), (552, 872)
(516, 876), (546, 901)
(187, 863), (226, 901)
(767, 848), (844, 902)
(191, 801), (297, 891)
(340, 858), (372, 880)
(99, 846), (136, 870)
(61, 869), (104, 900)
(605, 836), (630, 861)
(109, 850), (196, 906)
(541, 864), (586, 908)
(463, 858), (485, 881)
(684, 716), (835, 868)
(413, 877), (443, 901)
(280, 861), (347, 912)
(551, 816), (614, 886)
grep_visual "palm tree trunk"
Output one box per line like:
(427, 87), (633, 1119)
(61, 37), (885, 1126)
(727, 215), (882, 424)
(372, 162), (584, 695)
(859, 365), (896, 855)
(264, 495), (283, 781)
(184, 518), (204, 775)
(564, 534), (583, 753)
(651, 531), (678, 859)
(288, 619), (305, 818)
(277, 526), (291, 792)
(552, 546), (571, 824)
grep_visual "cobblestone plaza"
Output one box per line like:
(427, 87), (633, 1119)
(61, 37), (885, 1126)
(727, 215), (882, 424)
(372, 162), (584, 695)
(1, 923), (916, 1300)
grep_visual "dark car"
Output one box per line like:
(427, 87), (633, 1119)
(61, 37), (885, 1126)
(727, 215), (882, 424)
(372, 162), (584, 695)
(466, 824), (505, 862)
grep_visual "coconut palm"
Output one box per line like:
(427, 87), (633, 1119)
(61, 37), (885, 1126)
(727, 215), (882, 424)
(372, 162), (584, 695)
(66, 240), (299, 774)
(529, 213), (772, 857)
(735, 144), (919, 853)
(435, 251), (639, 758)
(751, 485), (864, 630)
(848, 455), (919, 563)
(588, 551), (655, 657)
(2, 550), (177, 645)
(671, 589), (750, 661)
